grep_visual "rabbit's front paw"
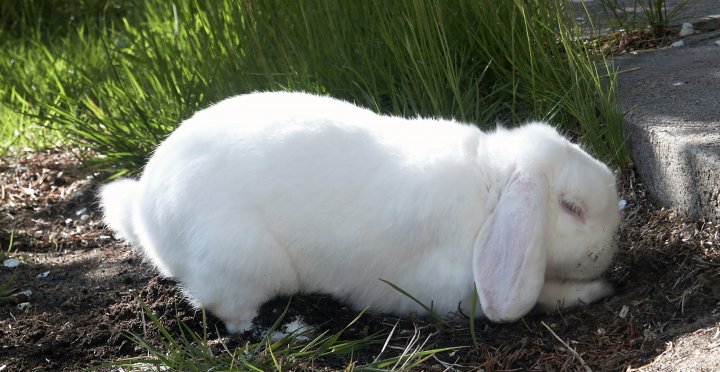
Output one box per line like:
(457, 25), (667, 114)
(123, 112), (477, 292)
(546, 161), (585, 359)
(536, 279), (613, 313)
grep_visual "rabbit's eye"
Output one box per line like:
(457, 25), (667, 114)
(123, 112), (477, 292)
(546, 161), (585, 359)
(561, 199), (585, 222)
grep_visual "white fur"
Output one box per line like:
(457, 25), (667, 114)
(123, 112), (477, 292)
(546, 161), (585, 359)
(99, 91), (621, 332)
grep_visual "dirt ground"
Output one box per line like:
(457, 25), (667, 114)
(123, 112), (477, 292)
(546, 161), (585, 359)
(1, 149), (719, 371)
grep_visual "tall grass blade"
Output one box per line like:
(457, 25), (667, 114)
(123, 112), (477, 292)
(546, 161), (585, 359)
(379, 278), (447, 325)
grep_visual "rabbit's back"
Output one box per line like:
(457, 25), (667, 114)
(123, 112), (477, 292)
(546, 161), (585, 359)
(134, 92), (490, 314)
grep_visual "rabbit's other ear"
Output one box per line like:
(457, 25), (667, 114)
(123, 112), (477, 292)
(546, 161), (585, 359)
(473, 172), (547, 322)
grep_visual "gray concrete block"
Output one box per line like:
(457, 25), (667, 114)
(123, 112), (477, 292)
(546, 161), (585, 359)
(616, 30), (720, 220)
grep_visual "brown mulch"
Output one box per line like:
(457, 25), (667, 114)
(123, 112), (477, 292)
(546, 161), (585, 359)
(1, 149), (719, 371)
(591, 28), (680, 56)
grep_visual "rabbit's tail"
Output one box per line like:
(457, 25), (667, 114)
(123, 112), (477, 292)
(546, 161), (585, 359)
(99, 179), (142, 246)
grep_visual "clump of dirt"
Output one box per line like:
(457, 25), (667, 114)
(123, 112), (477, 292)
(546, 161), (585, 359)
(1, 149), (719, 371)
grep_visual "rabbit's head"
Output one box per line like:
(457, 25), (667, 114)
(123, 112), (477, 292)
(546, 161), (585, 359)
(473, 123), (621, 322)
(544, 143), (621, 282)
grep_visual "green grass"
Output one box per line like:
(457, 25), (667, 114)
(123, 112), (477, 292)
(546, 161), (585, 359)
(1, 0), (628, 175)
(0, 0), (125, 152)
(599, 0), (690, 33)
(103, 297), (457, 371)
(0, 230), (15, 260)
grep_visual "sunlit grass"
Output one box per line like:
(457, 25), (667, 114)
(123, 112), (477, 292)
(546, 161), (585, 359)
(2, 0), (628, 174)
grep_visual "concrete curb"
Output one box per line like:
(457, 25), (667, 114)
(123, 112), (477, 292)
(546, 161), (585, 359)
(616, 26), (720, 220)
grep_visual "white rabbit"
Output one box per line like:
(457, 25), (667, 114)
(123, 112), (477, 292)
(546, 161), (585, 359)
(100, 91), (621, 333)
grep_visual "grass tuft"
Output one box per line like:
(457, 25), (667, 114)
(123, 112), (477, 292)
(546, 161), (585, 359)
(378, 279), (448, 326)
(101, 296), (457, 371)
(2, 0), (628, 173)
(599, 0), (690, 34)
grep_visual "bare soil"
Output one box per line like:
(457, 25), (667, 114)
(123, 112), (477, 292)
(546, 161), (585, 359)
(1, 149), (719, 371)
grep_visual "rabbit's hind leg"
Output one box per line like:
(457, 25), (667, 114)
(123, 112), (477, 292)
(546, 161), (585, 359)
(178, 226), (301, 334)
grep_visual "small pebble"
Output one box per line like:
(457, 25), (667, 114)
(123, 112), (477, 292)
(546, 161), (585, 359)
(715, 40), (720, 47)
(619, 304), (630, 319)
(671, 40), (684, 47)
(3, 258), (20, 268)
(17, 302), (32, 311)
(679, 22), (693, 37)
(37, 271), (50, 278)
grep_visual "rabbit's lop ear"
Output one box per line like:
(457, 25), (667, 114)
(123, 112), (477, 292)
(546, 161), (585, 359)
(473, 172), (547, 322)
